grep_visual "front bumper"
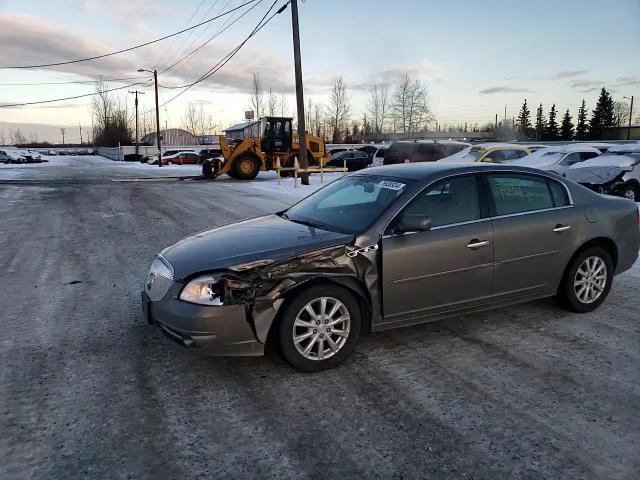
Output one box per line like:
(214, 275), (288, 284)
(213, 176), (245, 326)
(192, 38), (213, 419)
(141, 282), (264, 356)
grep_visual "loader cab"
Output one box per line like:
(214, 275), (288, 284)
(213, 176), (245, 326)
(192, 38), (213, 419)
(260, 116), (293, 153)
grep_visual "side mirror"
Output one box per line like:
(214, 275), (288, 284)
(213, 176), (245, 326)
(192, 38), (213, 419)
(398, 215), (432, 232)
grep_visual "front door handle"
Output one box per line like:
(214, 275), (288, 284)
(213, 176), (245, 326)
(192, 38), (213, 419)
(466, 239), (490, 249)
(553, 224), (572, 233)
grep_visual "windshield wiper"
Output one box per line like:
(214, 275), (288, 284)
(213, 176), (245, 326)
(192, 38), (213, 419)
(281, 213), (329, 230)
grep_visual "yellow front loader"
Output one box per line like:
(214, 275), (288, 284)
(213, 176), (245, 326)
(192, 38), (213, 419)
(204, 117), (330, 180)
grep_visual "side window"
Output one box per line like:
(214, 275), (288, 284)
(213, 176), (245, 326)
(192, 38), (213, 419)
(580, 152), (599, 161)
(488, 174), (554, 215)
(548, 180), (570, 207)
(403, 175), (481, 228)
(484, 150), (505, 163)
(560, 152), (581, 166)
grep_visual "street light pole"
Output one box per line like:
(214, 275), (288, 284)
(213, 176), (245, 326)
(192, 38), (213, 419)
(139, 68), (162, 167)
(129, 90), (145, 158)
(60, 128), (66, 147)
(290, 0), (309, 185)
(79, 124), (82, 145)
(623, 95), (634, 141)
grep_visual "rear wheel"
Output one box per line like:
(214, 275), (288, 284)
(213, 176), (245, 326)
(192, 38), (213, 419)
(232, 154), (260, 180)
(277, 285), (361, 372)
(620, 183), (639, 202)
(555, 247), (613, 313)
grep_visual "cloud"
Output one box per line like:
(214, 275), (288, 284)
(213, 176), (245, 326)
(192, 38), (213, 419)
(345, 60), (447, 93)
(478, 86), (532, 95)
(552, 70), (588, 79)
(614, 76), (640, 86)
(0, 12), (136, 77)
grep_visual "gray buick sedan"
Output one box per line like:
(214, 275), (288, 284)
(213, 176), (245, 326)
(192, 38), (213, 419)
(142, 163), (639, 371)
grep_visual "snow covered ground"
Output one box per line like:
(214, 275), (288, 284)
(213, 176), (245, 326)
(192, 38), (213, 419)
(0, 154), (345, 200)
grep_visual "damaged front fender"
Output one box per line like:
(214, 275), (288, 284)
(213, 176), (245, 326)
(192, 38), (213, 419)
(217, 242), (381, 344)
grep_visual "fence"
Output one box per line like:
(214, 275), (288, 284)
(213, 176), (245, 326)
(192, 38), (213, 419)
(96, 145), (211, 161)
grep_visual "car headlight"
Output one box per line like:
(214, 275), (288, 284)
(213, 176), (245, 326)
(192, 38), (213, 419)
(180, 275), (224, 306)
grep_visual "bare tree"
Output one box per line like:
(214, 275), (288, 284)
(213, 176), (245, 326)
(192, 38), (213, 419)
(325, 76), (351, 143)
(182, 103), (217, 143)
(279, 94), (289, 117)
(249, 72), (264, 118)
(313, 102), (323, 137)
(614, 101), (631, 127)
(367, 84), (389, 134)
(0, 130), (6, 145)
(267, 88), (278, 116)
(91, 77), (132, 146)
(390, 73), (433, 133)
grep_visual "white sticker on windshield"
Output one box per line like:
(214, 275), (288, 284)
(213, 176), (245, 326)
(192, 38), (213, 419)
(378, 180), (406, 191)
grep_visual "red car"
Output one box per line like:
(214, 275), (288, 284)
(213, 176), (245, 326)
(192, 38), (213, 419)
(164, 151), (201, 165)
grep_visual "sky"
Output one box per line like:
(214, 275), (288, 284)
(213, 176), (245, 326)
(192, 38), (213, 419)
(0, 0), (639, 143)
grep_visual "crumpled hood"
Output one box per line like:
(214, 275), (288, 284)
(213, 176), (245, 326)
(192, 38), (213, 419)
(566, 166), (631, 185)
(161, 214), (354, 280)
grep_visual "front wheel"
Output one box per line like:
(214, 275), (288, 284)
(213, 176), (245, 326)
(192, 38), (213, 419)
(232, 154), (260, 180)
(555, 247), (613, 313)
(277, 285), (362, 372)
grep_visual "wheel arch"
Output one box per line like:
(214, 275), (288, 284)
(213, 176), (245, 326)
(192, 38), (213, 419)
(558, 236), (619, 291)
(264, 277), (373, 347)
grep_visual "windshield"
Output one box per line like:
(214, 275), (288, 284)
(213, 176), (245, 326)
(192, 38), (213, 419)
(523, 151), (564, 165)
(459, 149), (483, 161)
(284, 175), (409, 234)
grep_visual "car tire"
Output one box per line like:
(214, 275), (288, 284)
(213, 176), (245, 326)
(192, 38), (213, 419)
(621, 183), (639, 202)
(277, 284), (362, 372)
(232, 154), (260, 180)
(555, 246), (613, 313)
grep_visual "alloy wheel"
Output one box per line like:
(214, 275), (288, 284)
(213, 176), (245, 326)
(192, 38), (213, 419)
(574, 256), (607, 304)
(292, 297), (351, 361)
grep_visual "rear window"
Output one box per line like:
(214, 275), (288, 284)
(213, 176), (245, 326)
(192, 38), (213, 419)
(374, 149), (387, 158)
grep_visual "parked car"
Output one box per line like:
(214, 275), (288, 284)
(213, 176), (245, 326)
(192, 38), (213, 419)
(566, 144), (640, 201)
(198, 148), (222, 162)
(327, 147), (356, 158)
(511, 145), (602, 176)
(326, 150), (371, 171)
(142, 163), (639, 371)
(153, 151), (201, 165)
(0, 149), (25, 163)
(451, 143), (532, 163)
(383, 141), (469, 165)
(26, 150), (44, 162)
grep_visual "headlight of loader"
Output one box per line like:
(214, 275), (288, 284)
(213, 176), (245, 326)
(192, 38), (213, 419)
(179, 275), (224, 306)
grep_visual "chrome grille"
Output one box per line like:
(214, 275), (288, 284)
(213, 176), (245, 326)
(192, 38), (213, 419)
(146, 257), (174, 301)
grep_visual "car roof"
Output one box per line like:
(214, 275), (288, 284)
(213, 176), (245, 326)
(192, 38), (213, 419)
(357, 161), (556, 181)
(472, 143), (528, 150)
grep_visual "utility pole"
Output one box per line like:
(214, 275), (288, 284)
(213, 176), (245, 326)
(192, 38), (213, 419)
(79, 124), (82, 145)
(623, 95), (634, 140)
(139, 68), (162, 166)
(60, 128), (66, 146)
(129, 90), (145, 157)
(290, 0), (309, 185)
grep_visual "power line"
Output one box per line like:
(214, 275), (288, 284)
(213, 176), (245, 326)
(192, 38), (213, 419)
(0, 76), (149, 86)
(0, 0), (259, 69)
(160, 0), (263, 76)
(0, 79), (152, 108)
(153, 0), (210, 71)
(147, 0), (287, 112)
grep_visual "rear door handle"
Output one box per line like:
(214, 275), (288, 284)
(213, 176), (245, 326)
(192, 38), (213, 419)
(553, 225), (571, 233)
(466, 240), (490, 249)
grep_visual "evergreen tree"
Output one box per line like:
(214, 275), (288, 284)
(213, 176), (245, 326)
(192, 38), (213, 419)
(588, 87), (615, 139)
(535, 103), (547, 141)
(544, 104), (560, 140)
(560, 109), (575, 140)
(576, 100), (588, 140)
(516, 99), (533, 139)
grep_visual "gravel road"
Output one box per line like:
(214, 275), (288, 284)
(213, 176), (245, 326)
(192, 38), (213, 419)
(1, 156), (639, 479)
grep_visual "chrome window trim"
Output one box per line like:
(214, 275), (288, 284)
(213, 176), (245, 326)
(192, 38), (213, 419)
(490, 204), (575, 221)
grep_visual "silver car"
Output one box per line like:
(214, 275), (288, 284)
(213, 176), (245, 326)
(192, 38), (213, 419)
(511, 145), (602, 176)
(142, 163), (639, 371)
(566, 144), (640, 201)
